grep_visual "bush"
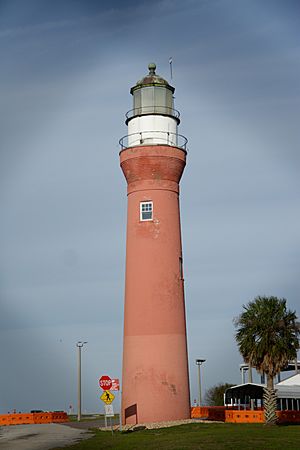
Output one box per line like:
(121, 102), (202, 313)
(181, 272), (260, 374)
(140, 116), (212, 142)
(205, 383), (235, 406)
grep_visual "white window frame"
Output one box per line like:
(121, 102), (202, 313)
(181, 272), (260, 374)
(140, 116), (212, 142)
(140, 201), (153, 221)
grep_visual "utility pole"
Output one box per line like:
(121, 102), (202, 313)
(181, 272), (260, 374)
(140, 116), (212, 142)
(76, 341), (87, 421)
(196, 359), (206, 406)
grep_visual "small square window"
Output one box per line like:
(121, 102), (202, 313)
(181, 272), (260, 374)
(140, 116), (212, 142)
(140, 201), (153, 221)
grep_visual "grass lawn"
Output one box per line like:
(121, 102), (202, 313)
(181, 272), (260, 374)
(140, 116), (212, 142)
(55, 422), (300, 450)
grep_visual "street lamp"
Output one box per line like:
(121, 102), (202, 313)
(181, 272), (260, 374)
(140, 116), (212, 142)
(76, 341), (87, 421)
(240, 363), (248, 384)
(239, 363), (253, 383)
(195, 359), (206, 407)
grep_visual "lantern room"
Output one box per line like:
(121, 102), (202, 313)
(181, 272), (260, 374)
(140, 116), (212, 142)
(123, 63), (183, 148)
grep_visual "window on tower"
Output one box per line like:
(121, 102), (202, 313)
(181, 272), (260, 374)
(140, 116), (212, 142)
(140, 201), (153, 221)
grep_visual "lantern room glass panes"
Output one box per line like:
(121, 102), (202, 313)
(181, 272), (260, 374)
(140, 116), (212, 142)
(134, 89), (141, 114)
(141, 87), (154, 109)
(140, 201), (153, 221)
(133, 86), (174, 116)
(154, 87), (165, 113)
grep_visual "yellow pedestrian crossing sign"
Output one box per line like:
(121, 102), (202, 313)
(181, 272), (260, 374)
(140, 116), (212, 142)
(100, 390), (115, 404)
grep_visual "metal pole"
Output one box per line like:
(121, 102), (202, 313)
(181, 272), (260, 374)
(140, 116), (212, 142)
(76, 341), (87, 422)
(78, 344), (81, 421)
(196, 359), (205, 407)
(169, 57), (173, 79)
(197, 364), (201, 407)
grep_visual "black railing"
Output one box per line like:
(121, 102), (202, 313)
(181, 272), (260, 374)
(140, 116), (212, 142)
(125, 106), (180, 122)
(119, 131), (188, 151)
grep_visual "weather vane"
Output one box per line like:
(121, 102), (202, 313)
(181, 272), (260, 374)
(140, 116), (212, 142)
(169, 56), (173, 79)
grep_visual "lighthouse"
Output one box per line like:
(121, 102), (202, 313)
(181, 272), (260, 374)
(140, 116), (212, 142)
(120, 63), (190, 424)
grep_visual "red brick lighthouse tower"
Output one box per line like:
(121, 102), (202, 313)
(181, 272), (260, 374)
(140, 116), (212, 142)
(120, 63), (190, 424)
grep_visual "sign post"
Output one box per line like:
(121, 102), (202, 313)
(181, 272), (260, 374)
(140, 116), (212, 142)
(99, 375), (120, 432)
(109, 379), (121, 431)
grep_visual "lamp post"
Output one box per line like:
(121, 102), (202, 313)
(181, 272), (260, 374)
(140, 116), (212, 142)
(76, 341), (87, 421)
(195, 359), (206, 407)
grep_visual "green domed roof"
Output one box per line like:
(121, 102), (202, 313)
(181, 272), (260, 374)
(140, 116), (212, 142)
(130, 63), (175, 94)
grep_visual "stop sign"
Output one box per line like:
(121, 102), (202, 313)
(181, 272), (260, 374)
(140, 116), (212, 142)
(99, 375), (112, 390)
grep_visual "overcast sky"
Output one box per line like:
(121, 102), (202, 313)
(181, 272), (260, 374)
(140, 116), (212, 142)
(0, 0), (299, 414)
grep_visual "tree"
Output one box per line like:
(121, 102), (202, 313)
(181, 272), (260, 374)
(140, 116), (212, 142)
(234, 296), (299, 425)
(205, 383), (235, 406)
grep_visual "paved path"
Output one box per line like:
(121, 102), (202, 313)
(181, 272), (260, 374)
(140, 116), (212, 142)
(0, 423), (92, 450)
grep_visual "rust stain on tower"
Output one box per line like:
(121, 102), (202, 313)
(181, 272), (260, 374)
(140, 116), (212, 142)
(120, 63), (190, 424)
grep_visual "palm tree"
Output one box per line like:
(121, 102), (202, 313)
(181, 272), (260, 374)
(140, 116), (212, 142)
(234, 296), (299, 425)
